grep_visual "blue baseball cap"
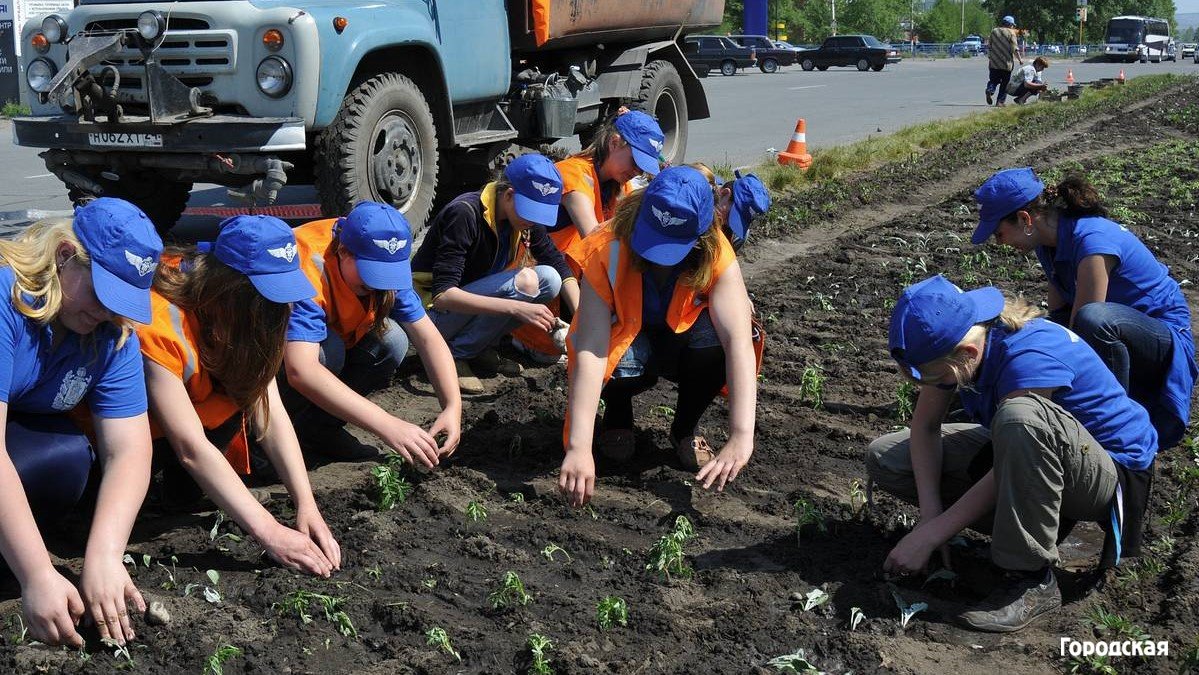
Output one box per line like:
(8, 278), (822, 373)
(631, 166), (715, 266)
(505, 154), (564, 227)
(1002, 15), (1016, 26)
(198, 215), (315, 304)
(73, 198), (164, 324)
(889, 275), (1004, 379)
(337, 201), (413, 291)
(614, 111), (666, 177)
(727, 171), (771, 244)
(972, 167), (1044, 244)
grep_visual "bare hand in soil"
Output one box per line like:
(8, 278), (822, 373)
(558, 450), (596, 507)
(381, 417), (441, 469)
(296, 505), (342, 571)
(261, 522), (337, 577)
(429, 408), (462, 458)
(695, 437), (753, 492)
(509, 302), (556, 333)
(883, 528), (938, 576)
(81, 557), (146, 646)
(21, 568), (85, 648)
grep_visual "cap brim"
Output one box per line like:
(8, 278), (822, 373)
(248, 268), (317, 304)
(630, 223), (694, 266)
(513, 193), (559, 227)
(728, 208), (749, 242)
(630, 146), (662, 176)
(966, 286), (1005, 323)
(356, 257), (413, 291)
(971, 217), (1000, 245)
(91, 262), (152, 324)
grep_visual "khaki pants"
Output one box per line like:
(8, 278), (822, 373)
(866, 394), (1118, 571)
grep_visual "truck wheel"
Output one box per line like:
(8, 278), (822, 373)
(68, 172), (192, 235)
(632, 59), (689, 168)
(817, 65), (829, 71)
(857, 58), (870, 71)
(316, 72), (438, 231)
(872, 63), (885, 72)
(759, 58), (778, 73)
(720, 60), (737, 76)
(801, 58), (815, 71)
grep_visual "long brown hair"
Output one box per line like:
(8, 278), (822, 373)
(327, 237), (396, 339)
(1000, 174), (1108, 227)
(609, 188), (723, 292)
(572, 115), (629, 214)
(154, 248), (290, 432)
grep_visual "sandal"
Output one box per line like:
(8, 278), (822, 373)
(597, 429), (636, 462)
(675, 435), (716, 471)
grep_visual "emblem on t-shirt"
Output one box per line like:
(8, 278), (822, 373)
(125, 250), (159, 277)
(52, 367), (92, 411)
(372, 238), (407, 255)
(268, 242), (298, 263)
(531, 181), (559, 197)
(652, 206), (687, 229)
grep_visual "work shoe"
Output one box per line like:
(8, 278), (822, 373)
(985, 90), (994, 105)
(456, 360), (484, 395)
(675, 435), (717, 472)
(300, 425), (380, 462)
(957, 567), (1061, 633)
(474, 347), (523, 377)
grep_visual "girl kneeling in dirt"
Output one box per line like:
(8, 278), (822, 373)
(559, 166), (758, 507)
(0, 200), (161, 648)
(869, 275), (1157, 633)
(140, 216), (341, 578)
(972, 168), (1196, 449)
(280, 201), (461, 466)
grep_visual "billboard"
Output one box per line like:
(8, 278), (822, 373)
(1, 0), (18, 105)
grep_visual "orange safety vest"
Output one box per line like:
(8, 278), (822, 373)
(550, 156), (630, 265)
(292, 219), (378, 349)
(137, 283), (250, 475)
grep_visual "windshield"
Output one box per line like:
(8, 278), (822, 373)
(1106, 19), (1145, 44)
(862, 35), (884, 47)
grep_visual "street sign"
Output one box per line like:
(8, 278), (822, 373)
(0, 1), (18, 106)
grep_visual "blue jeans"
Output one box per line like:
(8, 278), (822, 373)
(7, 413), (94, 521)
(987, 67), (1011, 103)
(430, 265), (562, 359)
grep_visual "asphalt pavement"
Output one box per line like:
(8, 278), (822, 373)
(1, 55), (1195, 227)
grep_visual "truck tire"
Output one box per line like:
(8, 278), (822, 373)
(720, 59), (738, 76)
(68, 172), (192, 236)
(632, 59), (689, 168)
(857, 58), (870, 71)
(872, 63), (885, 71)
(801, 58), (815, 71)
(759, 58), (778, 73)
(316, 72), (438, 231)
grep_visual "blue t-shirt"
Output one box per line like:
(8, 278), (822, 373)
(642, 267), (683, 328)
(960, 319), (1157, 471)
(1036, 215), (1197, 447)
(0, 266), (146, 419)
(288, 289), (426, 343)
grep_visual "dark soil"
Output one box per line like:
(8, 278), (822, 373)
(3, 78), (1198, 675)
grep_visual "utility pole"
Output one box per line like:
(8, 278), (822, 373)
(831, 0), (837, 36)
(960, 0), (965, 39)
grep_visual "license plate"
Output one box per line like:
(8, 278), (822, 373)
(87, 132), (164, 148)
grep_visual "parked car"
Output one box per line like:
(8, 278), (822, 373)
(962, 34), (984, 53)
(1067, 44), (1088, 56)
(728, 34), (797, 72)
(1181, 43), (1197, 59)
(774, 40), (808, 53)
(799, 34), (892, 71)
(682, 35), (757, 77)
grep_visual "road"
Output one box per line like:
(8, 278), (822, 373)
(1, 55), (1195, 227)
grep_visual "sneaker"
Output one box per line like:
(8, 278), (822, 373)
(474, 347), (523, 377)
(511, 337), (565, 366)
(985, 90), (994, 105)
(674, 435), (717, 472)
(456, 360), (484, 395)
(299, 425), (380, 462)
(995, 101), (1007, 107)
(957, 567), (1061, 633)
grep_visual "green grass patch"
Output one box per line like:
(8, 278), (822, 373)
(1, 101), (32, 118)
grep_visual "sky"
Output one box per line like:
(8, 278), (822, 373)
(1180, 0), (1199, 13)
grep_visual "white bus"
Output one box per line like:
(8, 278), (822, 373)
(1103, 16), (1176, 63)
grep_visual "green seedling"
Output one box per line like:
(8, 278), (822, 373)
(527, 633), (554, 675)
(801, 588), (829, 611)
(365, 565), (382, 582)
(5, 614), (28, 645)
(466, 500), (488, 523)
(766, 648), (821, 673)
(797, 366), (824, 408)
(274, 590), (357, 637)
(892, 590), (927, 629)
(371, 453), (413, 510)
(848, 479), (867, 517)
(1181, 636), (1199, 674)
(202, 644), (243, 675)
(508, 492), (526, 503)
(488, 571), (532, 610)
(421, 577), (437, 589)
(596, 596), (628, 630)
(813, 293), (835, 311)
(849, 607), (865, 631)
(158, 555), (180, 591)
(203, 569), (222, 604)
(652, 404), (676, 419)
(895, 380), (918, 421)
(1068, 654), (1118, 675)
(141, 554), (151, 568)
(541, 543), (570, 562)
(208, 511), (243, 551)
(101, 638), (134, 670)
(1085, 605), (1147, 641)
(426, 627), (461, 662)
(645, 516), (697, 580)
(792, 498), (826, 547)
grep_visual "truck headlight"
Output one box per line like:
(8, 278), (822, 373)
(27, 58), (57, 93)
(256, 56), (292, 98)
(137, 11), (167, 41)
(41, 15), (68, 44)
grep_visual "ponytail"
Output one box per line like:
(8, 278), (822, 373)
(1045, 174), (1107, 218)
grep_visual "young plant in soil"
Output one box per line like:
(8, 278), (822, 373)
(801, 588), (829, 612)
(274, 590), (358, 637)
(371, 452), (413, 510)
(426, 627), (461, 662)
(848, 479), (867, 518)
(645, 516), (697, 580)
(202, 644), (243, 675)
(466, 499), (488, 523)
(793, 498), (826, 547)
(1067, 654), (1117, 675)
(849, 607), (865, 631)
(891, 589), (927, 630)
(766, 648), (822, 673)
(488, 571), (533, 610)
(797, 366), (825, 409)
(596, 596), (628, 630)
(526, 633), (554, 675)
(541, 543), (570, 562)
(895, 380), (918, 421)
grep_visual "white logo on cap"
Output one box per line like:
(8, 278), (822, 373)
(267, 242), (298, 263)
(531, 181), (559, 197)
(373, 238), (407, 255)
(652, 205), (687, 229)
(125, 250), (158, 277)
(649, 138), (664, 151)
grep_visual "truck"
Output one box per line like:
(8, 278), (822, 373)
(12, 0), (724, 233)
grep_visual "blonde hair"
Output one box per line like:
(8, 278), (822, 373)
(0, 217), (133, 347)
(609, 188), (722, 291)
(907, 297), (1044, 388)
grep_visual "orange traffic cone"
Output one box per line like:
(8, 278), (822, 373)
(1066, 69), (1075, 84)
(777, 119), (813, 169)
(1117, 69), (1126, 84)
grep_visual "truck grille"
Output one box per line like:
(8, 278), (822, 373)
(97, 30), (237, 76)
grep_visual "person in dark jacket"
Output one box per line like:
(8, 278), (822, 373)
(410, 154), (578, 393)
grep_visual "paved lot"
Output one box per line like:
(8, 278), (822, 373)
(2, 55), (1195, 225)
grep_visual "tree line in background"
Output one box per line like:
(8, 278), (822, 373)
(720, 0), (1179, 45)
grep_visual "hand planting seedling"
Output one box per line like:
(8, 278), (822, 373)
(202, 644), (242, 675)
(426, 627), (461, 662)
(645, 516), (697, 580)
(102, 638), (134, 669)
(526, 633), (554, 675)
(596, 596), (628, 630)
(798, 366), (825, 409)
(849, 607), (865, 631)
(891, 589), (927, 629)
(801, 588), (829, 612)
(371, 452), (413, 510)
(793, 498), (826, 547)
(466, 499), (488, 523)
(766, 648), (822, 674)
(274, 590), (358, 637)
(895, 380), (918, 421)
(488, 571), (532, 610)
(541, 543), (570, 562)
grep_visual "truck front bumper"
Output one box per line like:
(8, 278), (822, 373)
(12, 115), (306, 153)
